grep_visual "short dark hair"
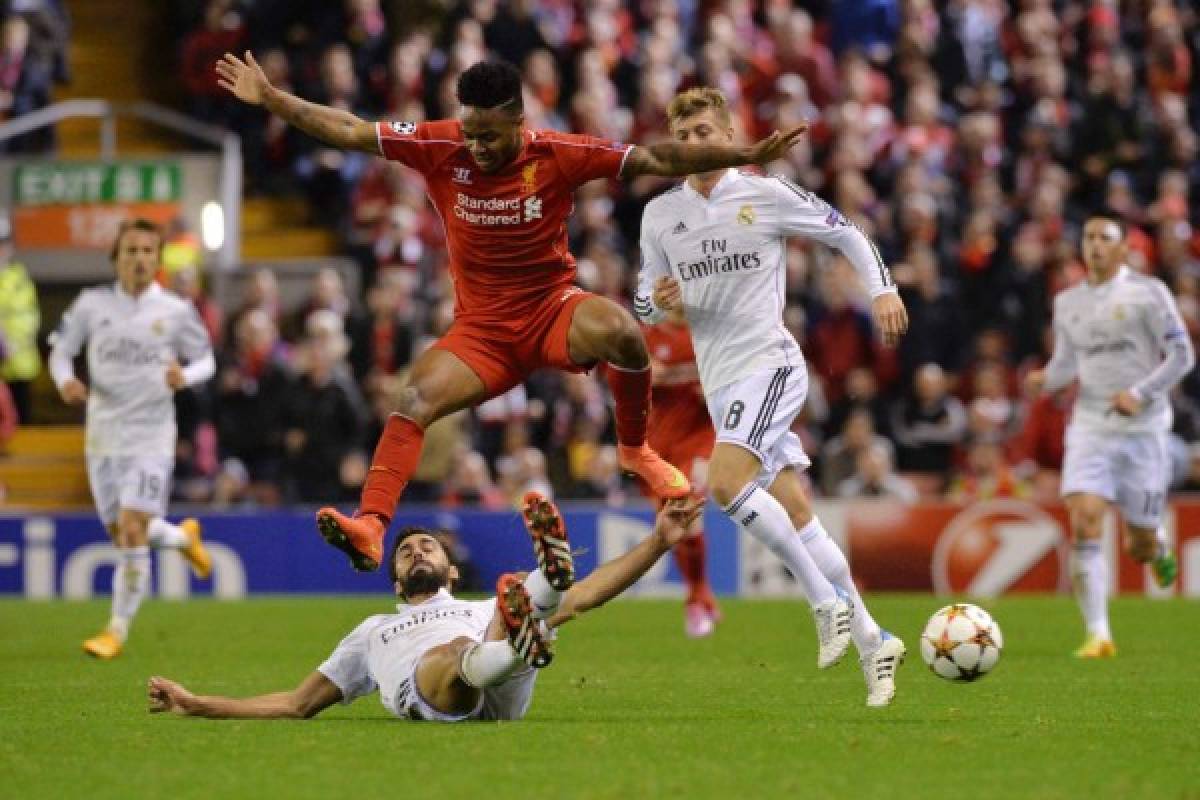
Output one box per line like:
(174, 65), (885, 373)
(456, 60), (523, 112)
(386, 526), (447, 585)
(110, 218), (163, 262)
(1085, 214), (1126, 240)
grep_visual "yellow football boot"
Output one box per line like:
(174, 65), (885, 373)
(1073, 634), (1117, 659)
(82, 629), (123, 660)
(180, 518), (212, 579)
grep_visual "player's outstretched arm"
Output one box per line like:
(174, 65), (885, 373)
(147, 672), (341, 720)
(547, 498), (703, 628)
(622, 124), (808, 178)
(216, 51), (378, 154)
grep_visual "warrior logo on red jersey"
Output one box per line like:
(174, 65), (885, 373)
(390, 121), (417, 136)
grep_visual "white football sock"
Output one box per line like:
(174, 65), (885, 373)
(460, 640), (523, 688)
(798, 517), (883, 654)
(722, 482), (836, 607)
(1072, 540), (1111, 640)
(523, 569), (561, 620)
(109, 546), (150, 642)
(147, 517), (190, 549)
(1154, 526), (1169, 560)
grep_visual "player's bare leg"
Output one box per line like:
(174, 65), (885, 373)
(317, 348), (488, 571)
(1066, 493), (1117, 658)
(708, 443), (851, 669)
(1126, 521), (1177, 589)
(84, 509), (152, 659)
(567, 296), (690, 499)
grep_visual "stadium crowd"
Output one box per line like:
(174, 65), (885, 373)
(0, 0), (69, 151)
(13, 0), (1200, 508)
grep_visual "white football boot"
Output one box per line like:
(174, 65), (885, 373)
(861, 632), (906, 707)
(813, 592), (854, 669)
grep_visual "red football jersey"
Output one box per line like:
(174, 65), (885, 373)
(376, 119), (631, 320)
(645, 321), (714, 455)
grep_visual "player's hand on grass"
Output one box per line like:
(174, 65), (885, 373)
(59, 378), (87, 406)
(148, 676), (196, 715)
(871, 293), (908, 347)
(652, 276), (682, 312)
(746, 124), (809, 165)
(1110, 389), (1143, 417)
(216, 51), (271, 106)
(165, 360), (186, 391)
(654, 496), (704, 548)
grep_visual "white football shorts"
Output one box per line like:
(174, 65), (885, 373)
(85, 453), (173, 526)
(1061, 426), (1170, 528)
(705, 365), (810, 487)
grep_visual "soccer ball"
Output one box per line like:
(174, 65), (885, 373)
(919, 603), (1004, 682)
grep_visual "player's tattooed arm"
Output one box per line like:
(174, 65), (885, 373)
(546, 498), (702, 628)
(216, 51), (378, 154)
(622, 124), (809, 177)
(147, 671), (342, 720)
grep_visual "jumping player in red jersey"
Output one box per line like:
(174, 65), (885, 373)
(643, 318), (720, 637)
(217, 54), (808, 571)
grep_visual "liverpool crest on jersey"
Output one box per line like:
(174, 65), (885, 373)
(736, 204), (755, 226)
(522, 163), (539, 194)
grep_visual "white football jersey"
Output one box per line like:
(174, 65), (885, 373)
(317, 590), (496, 716)
(635, 170), (895, 392)
(1044, 266), (1195, 434)
(48, 283), (213, 457)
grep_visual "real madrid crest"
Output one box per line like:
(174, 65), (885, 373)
(736, 204), (755, 226)
(151, 319), (166, 335)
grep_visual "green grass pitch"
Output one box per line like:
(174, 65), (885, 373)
(3, 595), (1198, 800)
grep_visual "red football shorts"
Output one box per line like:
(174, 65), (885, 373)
(433, 287), (594, 397)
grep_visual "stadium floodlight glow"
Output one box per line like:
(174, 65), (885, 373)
(201, 202), (225, 251)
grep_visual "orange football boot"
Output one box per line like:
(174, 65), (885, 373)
(315, 508), (385, 572)
(617, 444), (691, 499)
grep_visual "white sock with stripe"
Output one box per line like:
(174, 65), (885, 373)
(798, 517), (883, 654)
(722, 482), (836, 607)
(523, 568), (561, 620)
(1072, 540), (1111, 640)
(147, 517), (189, 549)
(109, 546), (150, 642)
(460, 641), (523, 688)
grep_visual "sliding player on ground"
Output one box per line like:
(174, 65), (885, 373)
(48, 219), (214, 659)
(217, 53), (807, 573)
(147, 494), (701, 721)
(635, 88), (908, 706)
(1026, 216), (1193, 658)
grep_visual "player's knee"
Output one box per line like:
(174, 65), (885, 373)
(609, 324), (647, 366)
(393, 385), (434, 427)
(709, 477), (741, 509)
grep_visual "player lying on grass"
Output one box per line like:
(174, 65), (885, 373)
(147, 493), (701, 722)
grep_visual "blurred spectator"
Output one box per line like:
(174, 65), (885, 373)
(225, 268), (282, 345)
(0, 377), (16, 446)
(0, 216), (40, 422)
(891, 363), (967, 482)
(837, 442), (917, 502)
(283, 266), (361, 342)
(441, 449), (505, 509)
(820, 407), (895, 497)
(215, 309), (292, 504)
(180, 0), (245, 126)
(281, 311), (370, 502)
(894, 246), (965, 380)
(170, 265), (223, 349)
(947, 438), (1030, 502)
(348, 270), (416, 385)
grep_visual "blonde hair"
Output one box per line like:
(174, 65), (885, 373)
(667, 87), (732, 127)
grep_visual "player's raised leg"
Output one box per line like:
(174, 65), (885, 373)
(1065, 492), (1117, 658)
(147, 517), (211, 579)
(708, 442), (851, 668)
(316, 347), (488, 571)
(566, 296), (690, 499)
(770, 467), (904, 705)
(84, 508), (152, 659)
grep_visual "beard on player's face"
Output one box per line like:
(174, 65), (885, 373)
(400, 560), (451, 597)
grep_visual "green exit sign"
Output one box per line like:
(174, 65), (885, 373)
(14, 161), (181, 205)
